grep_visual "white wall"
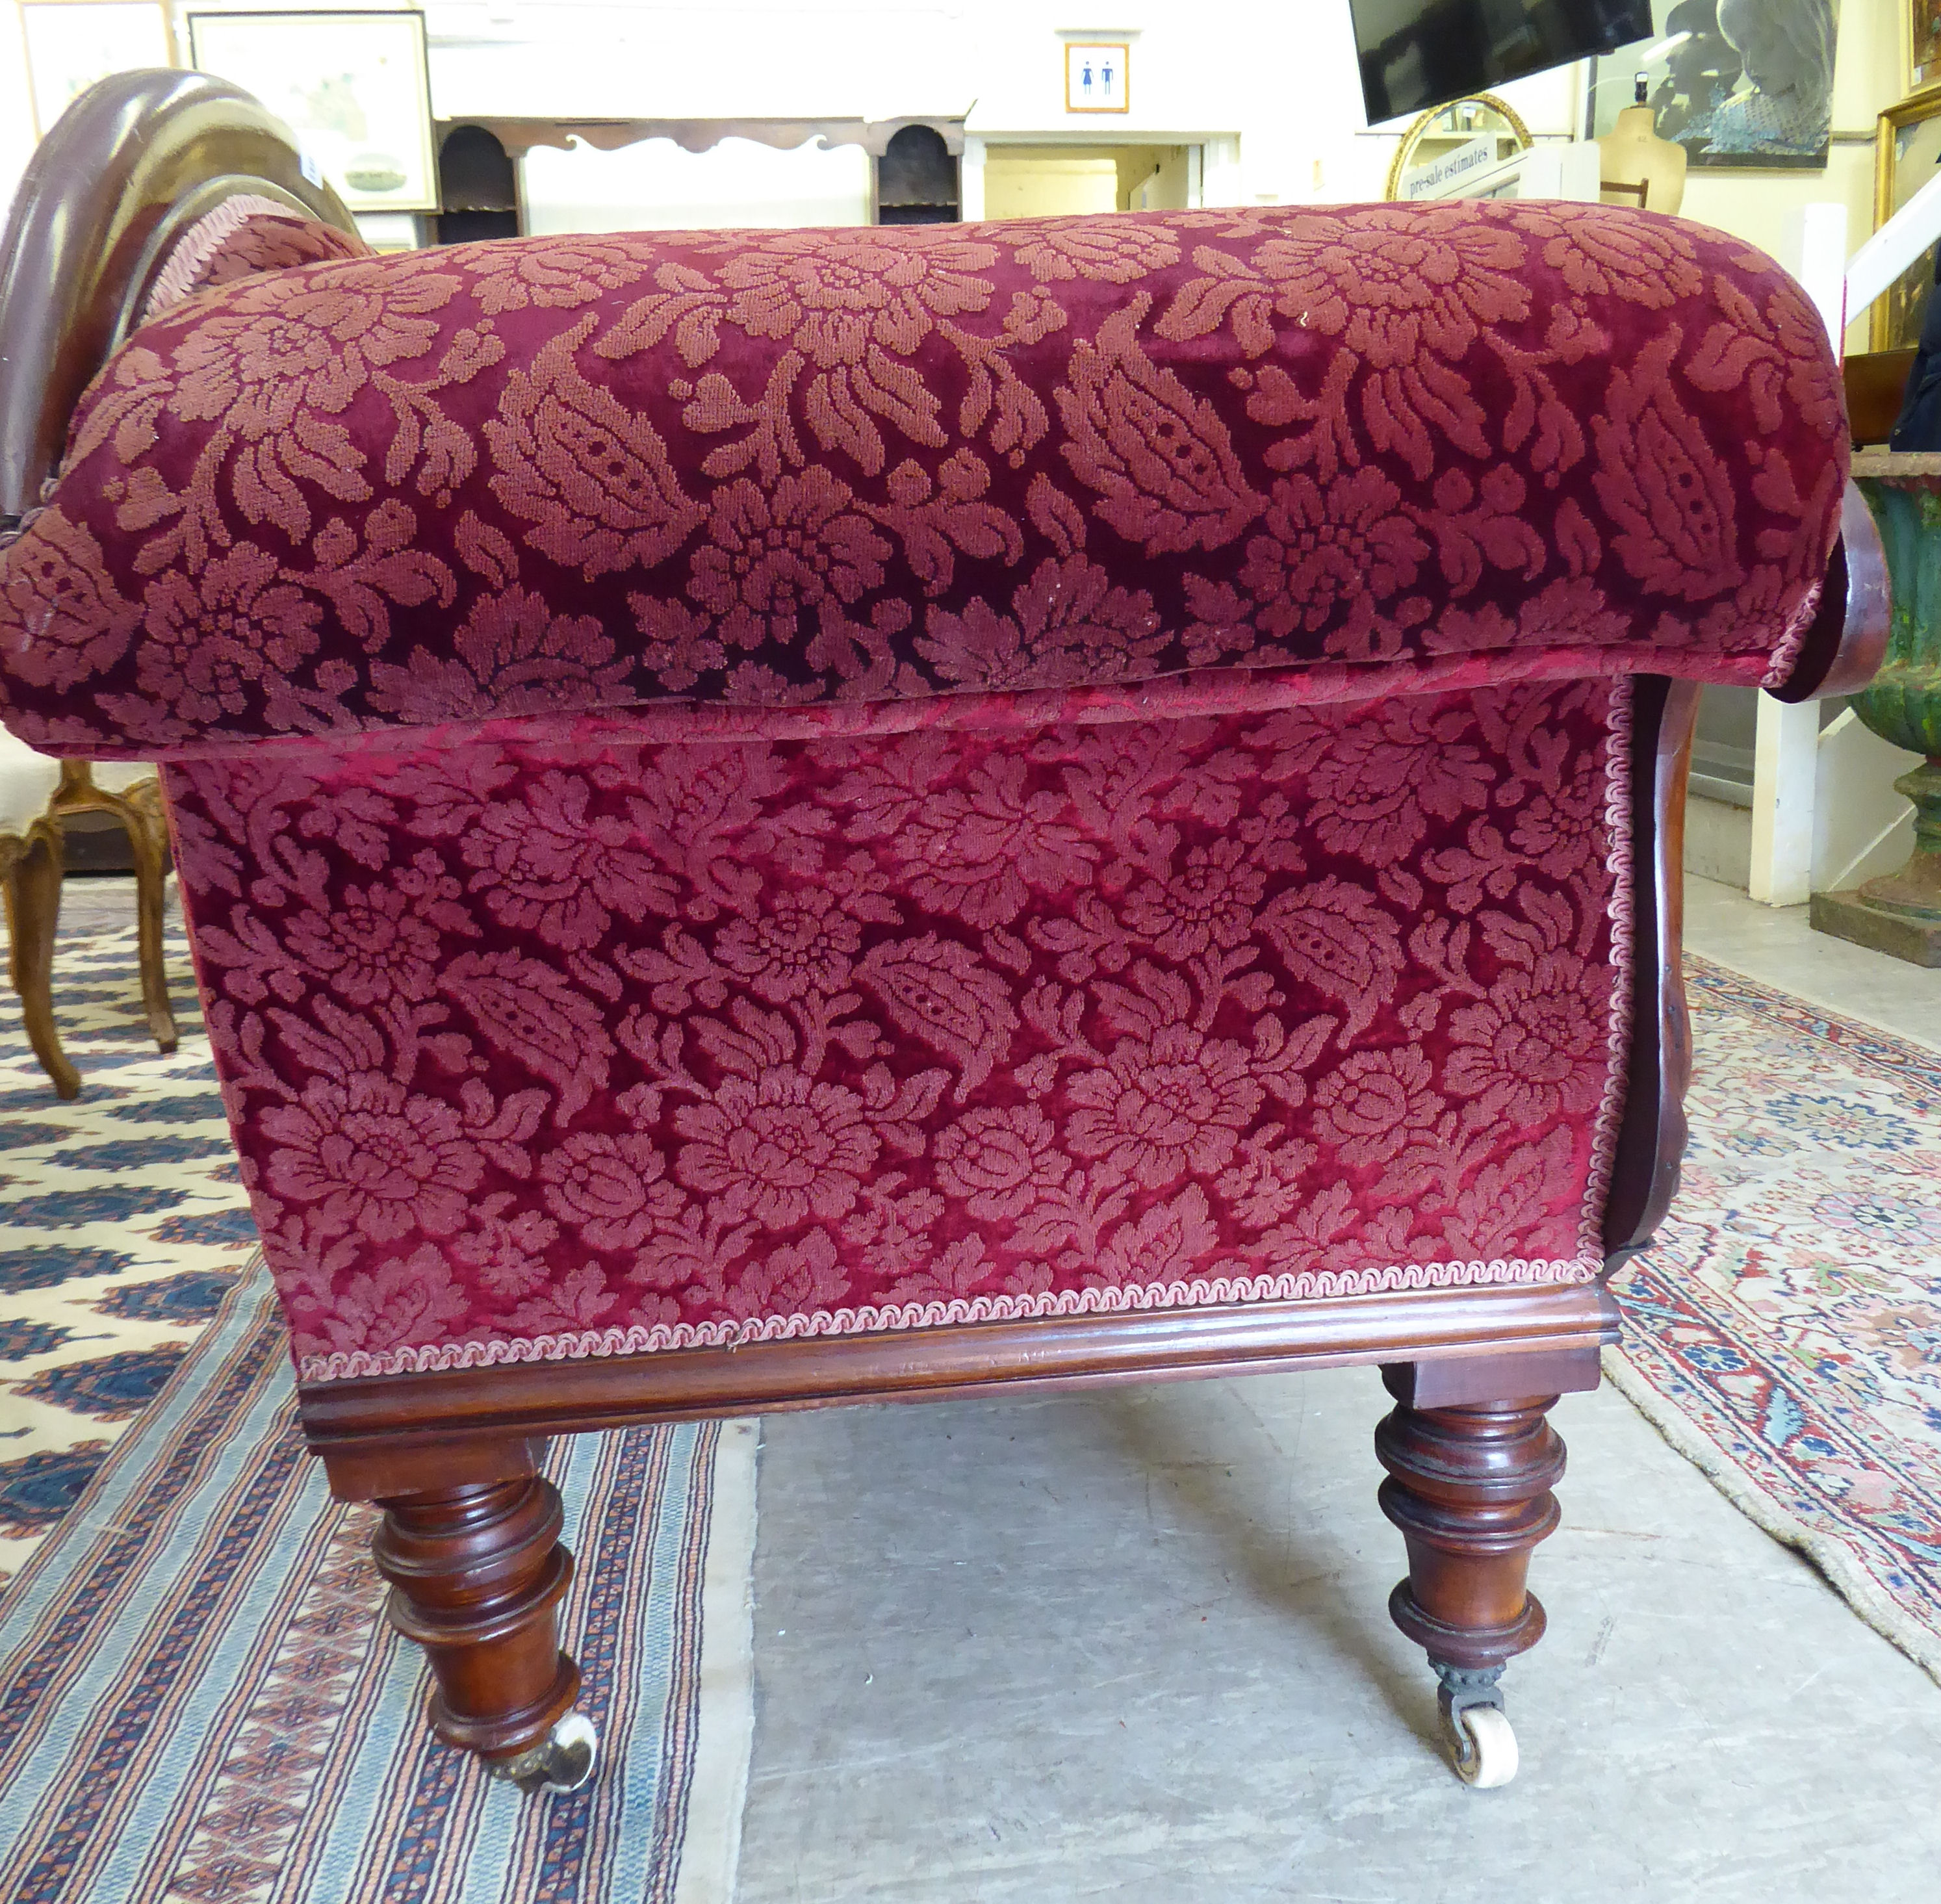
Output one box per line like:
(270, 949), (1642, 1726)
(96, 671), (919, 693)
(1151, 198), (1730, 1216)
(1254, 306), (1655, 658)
(521, 137), (870, 234)
(0, 0), (1326, 222)
(982, 151), (1121, 221)
(422, 1), (960, 122)
(0, 0), (1915, 272)
(414, 0), (1905, 266)
(0, 5), (36, 215)
(414, 1), (1310, 208)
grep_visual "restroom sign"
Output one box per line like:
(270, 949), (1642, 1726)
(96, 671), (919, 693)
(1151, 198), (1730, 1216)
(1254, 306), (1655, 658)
(1065, 42), (1129, 113)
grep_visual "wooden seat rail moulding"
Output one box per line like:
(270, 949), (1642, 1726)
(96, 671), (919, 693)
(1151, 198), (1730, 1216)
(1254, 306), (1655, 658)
(304, 1280), (1621, 1500)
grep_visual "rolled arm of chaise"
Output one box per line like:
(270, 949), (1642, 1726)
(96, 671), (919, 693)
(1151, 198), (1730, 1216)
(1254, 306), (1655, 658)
(0, 100), (1877, 756)
(0, 70), (363, 529)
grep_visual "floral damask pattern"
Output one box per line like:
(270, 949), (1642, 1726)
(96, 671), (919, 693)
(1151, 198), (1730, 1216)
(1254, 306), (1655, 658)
(0, 203), (1843, 755)
(162, 678), (1629, 1378)
(0, 203), (1853, 1385)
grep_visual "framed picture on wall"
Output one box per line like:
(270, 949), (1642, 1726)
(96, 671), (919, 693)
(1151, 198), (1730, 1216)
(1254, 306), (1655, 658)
(1914, 1), (1941, 95)
(1873, 89), (1941, 351)
(186, 9), (437, 212)
(1064, 42), (1129, 114)
(20, 0), (174, 138)
(1586, 0), (1842, 170)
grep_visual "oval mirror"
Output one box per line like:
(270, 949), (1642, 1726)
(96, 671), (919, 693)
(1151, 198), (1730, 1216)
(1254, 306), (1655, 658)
(1385, 93), (1533, 201)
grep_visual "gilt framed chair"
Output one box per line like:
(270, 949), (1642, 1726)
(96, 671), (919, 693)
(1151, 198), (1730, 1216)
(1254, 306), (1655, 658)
(0, 727), (177, 1095)
(0, 726), (68, 1094)
(53, 757), (179, 1058)
(0, 72), (1885, 1795)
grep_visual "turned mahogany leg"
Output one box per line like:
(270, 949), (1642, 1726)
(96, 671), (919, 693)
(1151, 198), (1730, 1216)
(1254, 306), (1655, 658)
(372, 1465), (597, 1792)
(1375, 1351), (1596, 1786)
(5, 828), (78, 1100)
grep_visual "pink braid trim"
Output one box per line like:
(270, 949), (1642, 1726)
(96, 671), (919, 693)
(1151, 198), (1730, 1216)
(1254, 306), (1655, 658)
(1760, 576), (1824, 691)
(142, 195), (307, 323)
(298, 1254), (1602, 1382)
(1579, 676), (1636, 1267)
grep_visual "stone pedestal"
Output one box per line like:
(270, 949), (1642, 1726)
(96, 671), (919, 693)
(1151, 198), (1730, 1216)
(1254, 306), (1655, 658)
(1811, 890), (1941, 966)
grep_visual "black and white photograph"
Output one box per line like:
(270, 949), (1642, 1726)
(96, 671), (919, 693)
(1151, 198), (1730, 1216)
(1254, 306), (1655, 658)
(1588, 0), (1842, 168)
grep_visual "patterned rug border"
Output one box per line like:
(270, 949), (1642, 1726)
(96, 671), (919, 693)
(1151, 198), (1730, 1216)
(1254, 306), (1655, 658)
(0, 906), (259, 1584)
(1683, 952), (1941, 1074)
(674, 1416), (756, 1904)
(1612, 951), (1941, 1689)
(1602, 1346), (1941, 1686)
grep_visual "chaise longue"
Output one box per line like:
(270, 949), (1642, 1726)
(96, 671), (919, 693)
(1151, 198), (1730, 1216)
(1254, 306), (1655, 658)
(0, 72), (1884, 1794)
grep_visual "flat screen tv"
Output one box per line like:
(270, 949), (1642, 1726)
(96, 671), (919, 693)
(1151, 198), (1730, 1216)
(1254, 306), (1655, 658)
(1351, 0), (1654, 125)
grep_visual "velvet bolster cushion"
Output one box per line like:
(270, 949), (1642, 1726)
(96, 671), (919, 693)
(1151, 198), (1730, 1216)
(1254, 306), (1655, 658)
(0, 200), (1845, 758)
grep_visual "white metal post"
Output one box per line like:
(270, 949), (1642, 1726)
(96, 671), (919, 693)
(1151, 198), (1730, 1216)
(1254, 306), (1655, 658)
(958, 136), (985, 222)
(1749, 697), (1819, 905)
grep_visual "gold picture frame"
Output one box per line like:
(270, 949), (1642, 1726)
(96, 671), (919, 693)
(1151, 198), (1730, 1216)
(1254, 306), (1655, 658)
(1064, 41), (1129, 114)
(186, 8), (437, 213)
(1914, 1), (1941, 96)
(1871, 88), (1941, 352)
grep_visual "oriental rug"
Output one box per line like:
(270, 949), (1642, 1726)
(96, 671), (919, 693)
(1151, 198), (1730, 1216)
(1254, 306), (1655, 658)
(1610, 955), (1941, 1686)
(0, 912), (757, 1902)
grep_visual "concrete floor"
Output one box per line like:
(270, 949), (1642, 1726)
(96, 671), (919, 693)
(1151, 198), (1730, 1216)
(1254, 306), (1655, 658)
(739, 882), (1941, 1903)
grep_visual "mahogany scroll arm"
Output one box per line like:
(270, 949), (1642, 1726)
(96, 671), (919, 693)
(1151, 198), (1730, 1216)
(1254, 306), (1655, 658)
(1601, 675), (1701, 1266)
(1603, 482), (1888, 1265)
(0, 70), (357, 522)
(1765, 480), (1891, 704)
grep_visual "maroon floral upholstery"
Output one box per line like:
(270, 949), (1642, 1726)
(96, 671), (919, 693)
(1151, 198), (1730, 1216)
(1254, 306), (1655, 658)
(0, 203), (1849, 1380)
(0, 203), (1843, 758)
(167, 675), (1628, 1378)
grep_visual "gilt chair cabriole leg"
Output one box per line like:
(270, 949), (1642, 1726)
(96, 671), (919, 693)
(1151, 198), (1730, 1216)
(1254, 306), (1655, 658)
(52, 764), (179, 1054)
(371, 1468), (599, 1794)
(1375, 1363), (1575, 1789)
(120, 781), (179, 1053)
(3, 824), (79, 1100)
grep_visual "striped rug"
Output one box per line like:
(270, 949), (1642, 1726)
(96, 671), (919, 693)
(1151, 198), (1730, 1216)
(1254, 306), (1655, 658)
(0, 1264), (757, 1903)
(0, 904), (756, 1901)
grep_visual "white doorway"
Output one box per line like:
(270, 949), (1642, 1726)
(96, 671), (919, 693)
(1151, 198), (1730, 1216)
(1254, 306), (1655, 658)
(975, 143), (1198, 219)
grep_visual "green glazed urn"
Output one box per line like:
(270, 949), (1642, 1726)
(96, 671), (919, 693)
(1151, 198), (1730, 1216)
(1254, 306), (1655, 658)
(1821, 457), (1941, 963)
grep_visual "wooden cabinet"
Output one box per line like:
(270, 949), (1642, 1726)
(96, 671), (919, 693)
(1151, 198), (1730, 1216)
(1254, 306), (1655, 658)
(875, 124), (957, 224)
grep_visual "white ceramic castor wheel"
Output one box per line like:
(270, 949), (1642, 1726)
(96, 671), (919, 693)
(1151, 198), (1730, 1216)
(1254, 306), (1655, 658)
(1442, 1702), (1519, 1788)
(491, 1710), (601, 1794)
